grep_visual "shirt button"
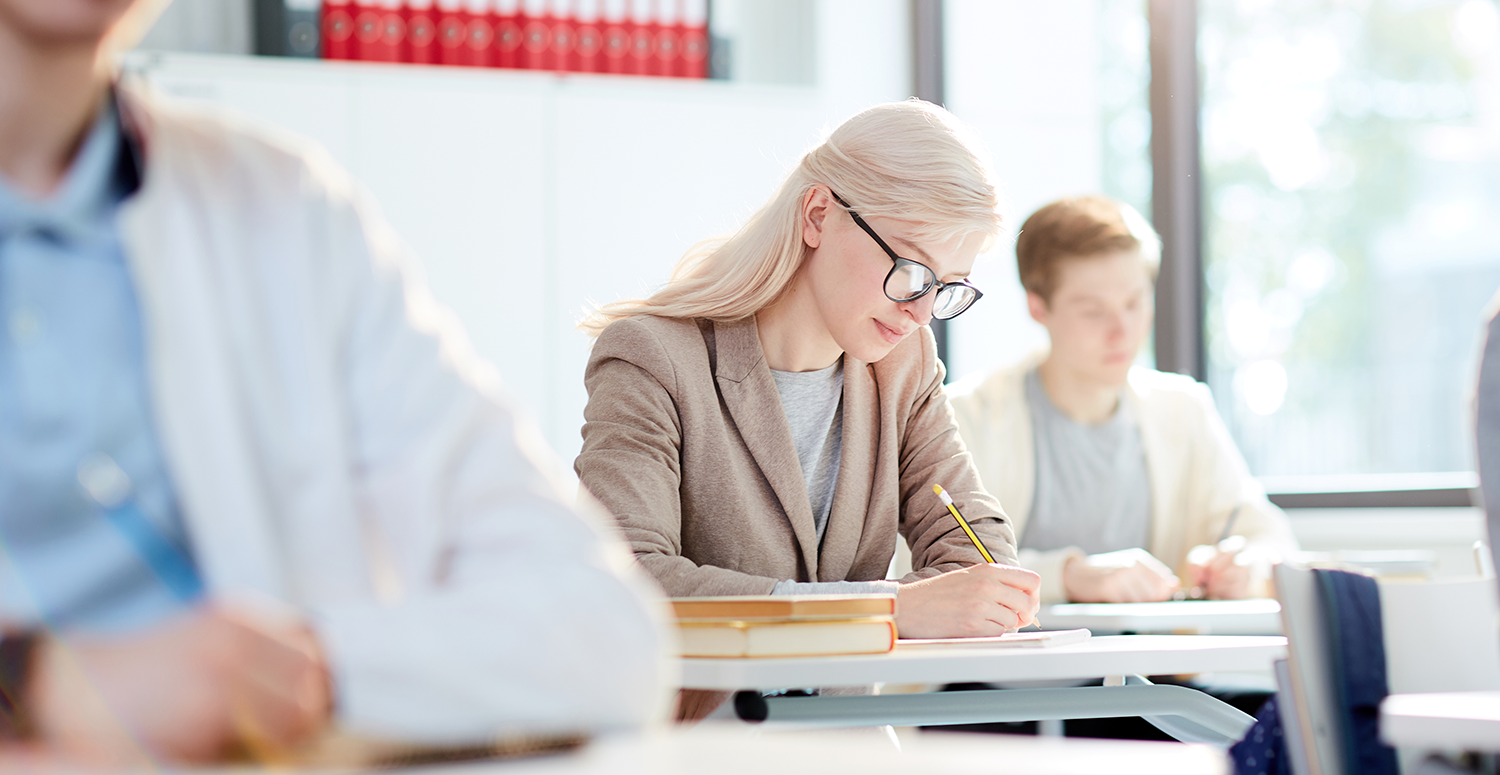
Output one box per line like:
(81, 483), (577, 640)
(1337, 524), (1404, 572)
(78, 453), (133, 509)
(9, 308), (40, 343)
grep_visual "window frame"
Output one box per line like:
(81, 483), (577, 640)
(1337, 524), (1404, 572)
(1147, 0), (1472, 509)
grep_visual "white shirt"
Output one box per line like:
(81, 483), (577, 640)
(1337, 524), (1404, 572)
(111, 81), (673, 741)
(948, 350), (1298, 604)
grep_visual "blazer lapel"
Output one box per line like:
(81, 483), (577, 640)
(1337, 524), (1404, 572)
(818, 356), (877, 581)
(711, 318), (821, 578)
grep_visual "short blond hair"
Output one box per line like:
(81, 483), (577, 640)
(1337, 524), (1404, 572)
(1015, 195), (1161, 302)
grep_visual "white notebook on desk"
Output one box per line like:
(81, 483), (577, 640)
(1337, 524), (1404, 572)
(896, 628), (1091, 649)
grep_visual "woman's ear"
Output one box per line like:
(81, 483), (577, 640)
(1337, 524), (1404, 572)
(801, 187), (831, 249)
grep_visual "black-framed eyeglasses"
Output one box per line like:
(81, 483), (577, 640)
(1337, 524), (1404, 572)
(829, 191), (983, 320)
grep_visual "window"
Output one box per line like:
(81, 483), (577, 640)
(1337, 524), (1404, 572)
(1198, 0), (1500, 480)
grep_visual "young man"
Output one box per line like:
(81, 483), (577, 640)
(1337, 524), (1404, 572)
(949, 196), (1296, 605)
(0, 0), (667, 765)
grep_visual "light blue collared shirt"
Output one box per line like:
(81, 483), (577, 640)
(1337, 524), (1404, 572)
(0, 98), (203, 633)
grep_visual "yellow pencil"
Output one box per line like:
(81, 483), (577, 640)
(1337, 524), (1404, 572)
(932, 484), (995, 563)
(931, 484), (1042, 630)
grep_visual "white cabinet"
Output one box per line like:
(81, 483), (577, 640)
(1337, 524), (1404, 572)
(121, 53), (827, 470)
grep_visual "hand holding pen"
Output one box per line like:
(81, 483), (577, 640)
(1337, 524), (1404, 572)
(1181, 504), (1251, 600)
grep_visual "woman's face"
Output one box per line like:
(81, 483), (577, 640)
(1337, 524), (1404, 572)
(798, 190), (987, 364)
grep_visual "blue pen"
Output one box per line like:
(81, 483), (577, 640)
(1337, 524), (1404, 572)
(79, 453), (204, 603)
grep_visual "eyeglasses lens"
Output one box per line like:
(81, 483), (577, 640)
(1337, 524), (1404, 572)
(886, 263), (933, 301)
(932, 286), (977, 319)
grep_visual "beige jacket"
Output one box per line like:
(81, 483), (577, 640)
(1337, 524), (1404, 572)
(948, 351), (1297, 603)
(576, 316), (1019, 596)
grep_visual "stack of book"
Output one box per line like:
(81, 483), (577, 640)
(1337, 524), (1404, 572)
(671, 594), (898, 659)
(319, 0), (709, 77)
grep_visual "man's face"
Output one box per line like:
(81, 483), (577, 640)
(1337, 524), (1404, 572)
(1029, 250), (1156, 388)
(0, 0), (146, 48)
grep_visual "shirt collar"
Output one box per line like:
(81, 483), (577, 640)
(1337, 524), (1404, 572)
(0, 93), (135, 248)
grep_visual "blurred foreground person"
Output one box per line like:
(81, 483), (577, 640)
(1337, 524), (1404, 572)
(0, 0), (668, 765)
(949, 196), (1296, 604)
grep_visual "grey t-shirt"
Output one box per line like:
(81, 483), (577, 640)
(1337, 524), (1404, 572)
(771, 358), (844, 543)
(767, 358), (898, 596)
(1020, 368), (1151, 555)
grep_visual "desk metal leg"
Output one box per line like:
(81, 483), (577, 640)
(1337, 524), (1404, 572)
(1121, 674), (1254, 746)
(734, 676), (1254, 747)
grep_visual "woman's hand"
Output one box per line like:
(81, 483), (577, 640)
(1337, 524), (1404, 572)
(1063, 548), (1180, 603)
(895, 564), (1041, 638)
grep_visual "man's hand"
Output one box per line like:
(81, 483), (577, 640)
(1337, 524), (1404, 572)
(29, 604), (332, 766)
(1185, 536), (1252, 600)
(896, 564), (1041, 638)
(1063, 548), (1179, 603)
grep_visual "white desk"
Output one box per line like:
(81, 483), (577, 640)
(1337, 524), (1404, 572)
(450, 727), (1229, 775)
(1039, 599), (1283, 635)
(1381, 690), (1500, 752)
(0, 727), (1231, 775)
(682, 635), (1286, 689)
(679, 635), (1286, 745)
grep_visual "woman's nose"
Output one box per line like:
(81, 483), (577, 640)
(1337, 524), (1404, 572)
(900, 292), (936, 326)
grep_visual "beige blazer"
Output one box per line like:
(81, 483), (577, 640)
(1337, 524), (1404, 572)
(948, 350), (1298, 603)
(576, 315), (1019, 597)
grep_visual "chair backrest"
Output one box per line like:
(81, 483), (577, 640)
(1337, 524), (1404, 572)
(1274, 563), (1345, 775)
(1275, 565), (1500, 775)
(1378, 576), (1500, 696)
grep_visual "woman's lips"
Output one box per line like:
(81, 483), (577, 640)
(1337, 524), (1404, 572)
(875, 319), (908, 345)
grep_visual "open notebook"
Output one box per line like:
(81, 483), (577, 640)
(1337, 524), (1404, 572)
(897, 628), (1092, 649)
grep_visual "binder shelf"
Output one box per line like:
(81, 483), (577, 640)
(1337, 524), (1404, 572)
(320, 0), (709, 78)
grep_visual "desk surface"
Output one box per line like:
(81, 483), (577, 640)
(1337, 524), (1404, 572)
(457, 727), (1229, 775)
(680, 634), (1287, 691)
(1381, 690), (1500, 752)
(1039, 599), (1283, 635)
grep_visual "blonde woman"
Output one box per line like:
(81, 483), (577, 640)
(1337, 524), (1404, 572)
(577, 101), (1039, 640)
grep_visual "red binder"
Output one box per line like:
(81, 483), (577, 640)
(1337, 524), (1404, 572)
(549, 0), (580, 72)
(574, 0), (604, 73)
(436, 0), (468, 65)
(627, 0), (653, 75)
(463, 0), (496, 67)
(680, 0), (707, 78)
(321, 0), (357, 59)
(495, 0), (522, 69)
(601, 0), (630, 74)
(351, 0), (381, 60)
(518, 0), (548, 70)
(407, 0), (439, 64)
(653, 0), (681, 76)
(377, 0), (407, 63)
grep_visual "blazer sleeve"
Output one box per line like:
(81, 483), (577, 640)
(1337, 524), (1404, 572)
(308, 183), (672, 741)
(895, 333), (1021, 580)
(577, 319), (781, 597)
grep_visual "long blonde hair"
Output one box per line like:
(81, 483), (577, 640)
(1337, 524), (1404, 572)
(578, 99), (1005, 336)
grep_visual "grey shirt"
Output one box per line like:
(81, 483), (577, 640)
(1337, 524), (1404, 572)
(771, 358), (845, 543)
(768, 357), (897, 596)
(1020, 368), (1151, 555)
